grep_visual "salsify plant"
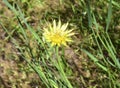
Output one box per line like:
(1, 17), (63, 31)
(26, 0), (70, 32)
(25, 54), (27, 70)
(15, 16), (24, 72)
(43, 20), (75, 88)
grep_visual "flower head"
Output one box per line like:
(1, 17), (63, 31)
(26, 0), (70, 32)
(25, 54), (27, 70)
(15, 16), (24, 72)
(43, 20), (74, 47)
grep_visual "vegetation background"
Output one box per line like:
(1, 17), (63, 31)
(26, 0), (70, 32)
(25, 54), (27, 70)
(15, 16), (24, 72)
(0, 0), (120, 88)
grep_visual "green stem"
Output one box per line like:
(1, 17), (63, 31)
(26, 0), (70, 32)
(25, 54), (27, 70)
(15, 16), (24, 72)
(56, 46), (73, 88)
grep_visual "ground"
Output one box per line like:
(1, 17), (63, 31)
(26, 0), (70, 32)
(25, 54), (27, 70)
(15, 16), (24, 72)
(0, 0), (120, 88)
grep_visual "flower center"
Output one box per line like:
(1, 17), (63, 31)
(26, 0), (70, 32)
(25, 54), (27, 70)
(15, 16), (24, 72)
(51, 33), (64, 43)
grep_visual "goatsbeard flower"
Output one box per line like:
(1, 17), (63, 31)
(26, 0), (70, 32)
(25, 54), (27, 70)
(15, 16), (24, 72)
(43, 20), (74, 47)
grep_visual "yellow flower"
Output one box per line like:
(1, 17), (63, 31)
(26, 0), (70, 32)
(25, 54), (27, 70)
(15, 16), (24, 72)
(43, 20), (74, 47)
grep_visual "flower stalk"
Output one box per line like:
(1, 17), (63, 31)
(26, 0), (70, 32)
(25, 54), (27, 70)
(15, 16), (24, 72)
(56, 46), (73, 88)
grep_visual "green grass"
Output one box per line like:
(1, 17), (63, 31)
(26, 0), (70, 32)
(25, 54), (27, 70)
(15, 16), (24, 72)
(0, 0), (120, 88)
